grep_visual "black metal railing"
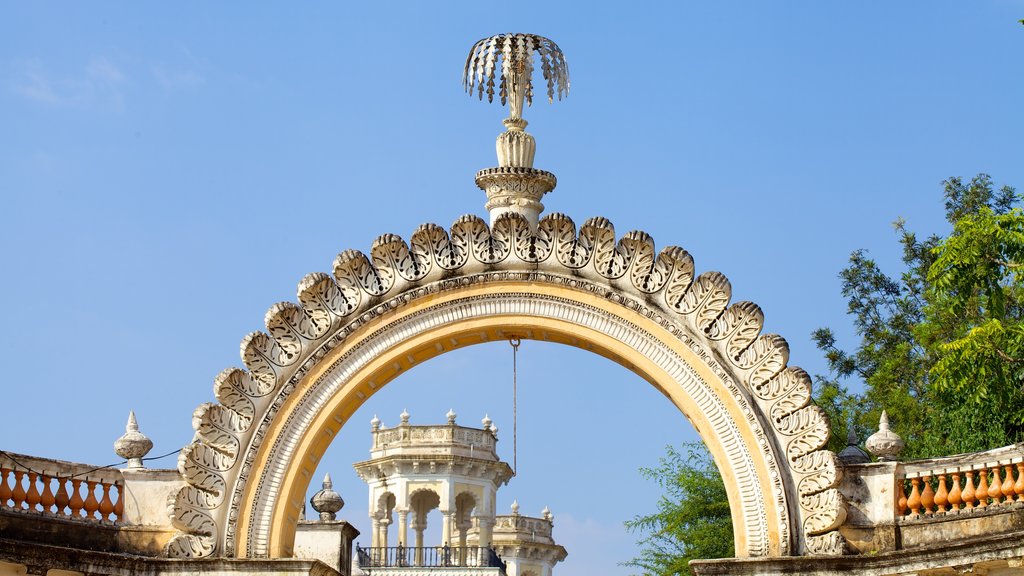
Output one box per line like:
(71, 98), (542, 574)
(356, 544), (506, 572)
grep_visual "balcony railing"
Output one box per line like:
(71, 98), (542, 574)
(0, 451), (123, 523)
(356, 544), (506, 573)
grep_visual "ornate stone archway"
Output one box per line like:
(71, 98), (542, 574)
(166, 212), (846, 561)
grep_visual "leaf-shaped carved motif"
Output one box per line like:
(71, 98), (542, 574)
(707, 302), (764, 357)
(790, 450), (837, 475)
(676, 272), (731, 330)
(621, 231), (664, 293)
(582, 218), (623, 278)
(169, 485), (219, 535)
(165, 533), (216, 558)
(546, 214), (591, 269)
(183, 442), (235, 473)
(372, 233), (423, 283)
(800, 489), (847, 534)
(661, 247), (695, 310)
(755, 366), (806, 404)
(191, 404), (241, 458)
(297, 272), (350, 331)
(797, 458), (840, 496)
(804, 531), (846, 555)
(336, 249), (390, 296)
(213, 369), (255, 426)
(240, 332), (280, 391)
(264, 303), (307, 365)
(771, 384), (813, 426)
(736, 335), (788, 390)
(409, 223), (446, 274)
(180, 455), (226, 501)
(786, 416), (830, 461)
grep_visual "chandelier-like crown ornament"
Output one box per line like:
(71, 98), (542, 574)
(464, 33), (570, 230)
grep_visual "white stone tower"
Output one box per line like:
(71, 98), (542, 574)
(352, 410), (566, 574)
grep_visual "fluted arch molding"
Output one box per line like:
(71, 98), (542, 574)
(166, 212), (846, 560)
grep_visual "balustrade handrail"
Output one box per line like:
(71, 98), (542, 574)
(356, 544), (506, 572)
(892, 443), (1024, 519)
(0, 450), (124, 523)
(899, 442), (1024, 478)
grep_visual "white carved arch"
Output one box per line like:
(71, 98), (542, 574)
(166, 212), (846, 560)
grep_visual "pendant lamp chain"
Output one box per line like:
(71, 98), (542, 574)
(509, 337), (521, 477)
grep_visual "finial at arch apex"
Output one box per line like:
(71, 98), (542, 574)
(165, 211), (846, 560)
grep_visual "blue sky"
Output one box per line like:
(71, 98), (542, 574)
(2, 3), (1022, 574)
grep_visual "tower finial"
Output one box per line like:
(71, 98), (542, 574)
(465, 33), (569, 230)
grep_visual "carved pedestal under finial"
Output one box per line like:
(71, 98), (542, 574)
(464, 33), (569, 230)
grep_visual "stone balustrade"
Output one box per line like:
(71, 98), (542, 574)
(0, 451), (123, 523)
(370, 423), (499, 462)
(896, 444), (1024, 518)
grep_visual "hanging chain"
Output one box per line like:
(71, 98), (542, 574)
(509, 337), (521, 477)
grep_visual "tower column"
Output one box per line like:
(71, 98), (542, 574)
(440, 508), (453, 547)
(397, 508), (409, 547)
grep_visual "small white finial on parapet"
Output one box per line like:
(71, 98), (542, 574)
(542, 506), (553, 522)
(400, 409), (410, 425)
(310, 473), (345, 521)
(511, 499), (520, 515)
(447, 408), (457, 424)
(370, 414), (381, 431)
(114, 410), (153, 469)
(464, 33), (568, 230)
(482, 414), (492, 431)
(865, 410), (905, 462)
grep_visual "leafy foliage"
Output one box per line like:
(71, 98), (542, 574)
(814, 174), (1023, 457)
(623, 442), (732, 576)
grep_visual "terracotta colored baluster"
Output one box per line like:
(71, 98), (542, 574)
(83, 479), (100, 520)
(54, 478), (70, 517)
(948, 472), (962, 512)
(0, 468), (12, 507)
(987, 465), (1002, 505)
(897, 478), (908, 516)
(1001, 465), (1015, 505)
(69, 478), (85, 517)
(25, 472), (41, 512)
(113, 483), (124, 521)
(908, 477), (922, 517)
(98, 481), (114, 521)
(11, 471), (27, 509)
(963, 470), (977, 508)
(1016, 462), (1024, 503)
(934, 473), (949, 513)
(976, 467), (989, 508)
(921, 475), (935, 515)
(39, 474), (55, 514)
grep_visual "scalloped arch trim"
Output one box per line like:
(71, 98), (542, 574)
(166, 212), (846, 559)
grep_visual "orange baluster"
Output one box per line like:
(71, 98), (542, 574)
(98, 482), (114, 521)
(908, 477), (923, 517)
(987, 466), (1002, 505)
(977, 467), (990, 507)
(25, 472), (41, 512)
(11, 471), (27, 509)
(897, 478), (908, 516)
(934, 473), (949, 513)
(113, 483), (124, 521)
(948, 472), (962, 511)
(1016, 462), (1024, 503)
(54, 478), (70, 517)
(963, 470), (977, 509)
(39, 474), (55, 514)
(83, 479), (100, 520)
(921, 475), (935, 515)
(1001, 465), (1015, 505)
(0, 468), (12, 507)
(69, 478), (85, 517)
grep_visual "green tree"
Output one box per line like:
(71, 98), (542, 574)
(814, 174), (1022, 457)
(623, 442), (732, 576)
